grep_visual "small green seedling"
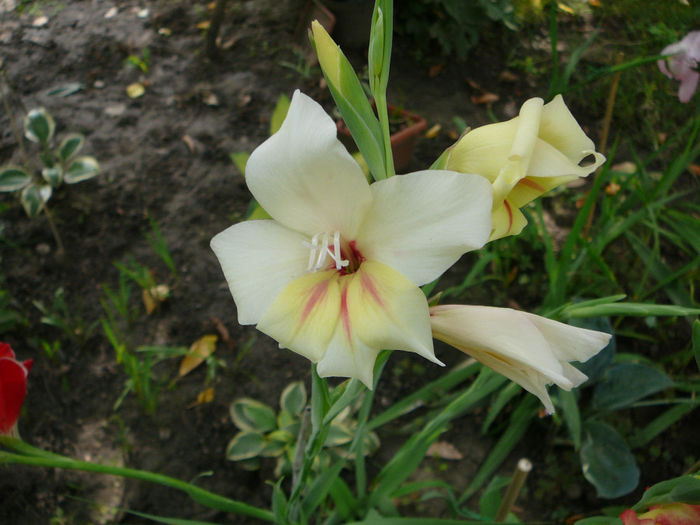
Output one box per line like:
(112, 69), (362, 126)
(226, 381), (379, 477)
(0, 107), (100, 218)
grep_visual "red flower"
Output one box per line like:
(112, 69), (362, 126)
(620, 503), (700, 525)
(0, 342), (33, 436)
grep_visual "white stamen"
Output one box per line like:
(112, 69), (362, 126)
(315, 234), (329, 269)
(303, 231), (350, 272)
(329, 231), (349, 270)
(303, 233), (321, 271)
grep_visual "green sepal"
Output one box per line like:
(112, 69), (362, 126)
(270, 94), (291, 135)
(64, 156), (99, 183)
(57, 133), (85, 162)
(24, 108), (55, 145)
(0, 166), (32, 192)
(310, 30), (386, 181)
(230, 152), (250, 176)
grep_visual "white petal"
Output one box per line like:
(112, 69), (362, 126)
(357, 170), (492, 285)
(317, 327), (379, 388)
(523, 313), (611, 365)
(528, 139), (605, 178)
(245, 90), (372, 238)
(345, 261), (440, 365)
(446, 120), (518, 183)
(430, 305), (609, 413)
(539, 95), (597, 162)
(256, 270), (341, 363)
(210, 220), (309, 325)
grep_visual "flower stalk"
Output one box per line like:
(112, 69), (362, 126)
(0, 436), (275, 521)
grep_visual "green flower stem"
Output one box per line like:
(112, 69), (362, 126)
(43, 204), (65, 259)
(0, 438), (274, 522)
(374, 94), (395, 179)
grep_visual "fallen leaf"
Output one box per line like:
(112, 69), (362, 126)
(197, 387), (214, 404)
(197, 20), (211, 30)
(179, 334), (218, 377)
(605, 182), (621, 196)
(688, 164), (700, 176)
(611, 161), (636, 174)
(499, 70), (519, 83)
(211, 316), (235, 350)
(203, 92), (219, 106)
(428, 64), (443, 78)
(471, 93), (499, 105)
(427, 441), (463, 460)
(126, 82), (145, 98)
(142, 284), (170, 315)
(181, 134), (197, 154)
(105, 103), (127, 117)
(424, 124), (441, 139)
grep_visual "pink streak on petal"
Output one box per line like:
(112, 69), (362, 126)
(340, 286), (352, 342)
(360, 271), (385, 308)
(504, 199), (513, 232)
(299, 280), (330, 324)
(518, 178), (545, 192)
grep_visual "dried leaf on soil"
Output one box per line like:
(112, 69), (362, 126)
(179, 334), (218, 377)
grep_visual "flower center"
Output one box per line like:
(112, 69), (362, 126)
(304, 231), (350, 272)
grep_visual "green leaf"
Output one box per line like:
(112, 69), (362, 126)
(57, 133), (84, 162)
(20, 184), (51, 217)
(0, 167), (32, 192)
(229, 398), (277, 432)
(270, 94), (291, 135)
(580, 420), (639, 498)
(42, 166), (63, 187)
(24, 107), (55, 144)
(591, 363), (672, 411)
(570, 316), (615, 383)
(479, 475), (512, 519)
(325, 423), (353, 447)
(567, 302), (700, 318)
(280, 381), (306, 416)
(64, 156), (99, 183)
(47, 82), (83, 97)
(230, 152), (250, 176)
(259, 436), (287, 458)
(462, 395), (538, 500)
(558, 388), (582, 449)
(482, 382), (521, 434)
(693, 319), (700, 371)
(573, 517), (621, 525)
(225, 431), (265, 461)
(628, 403), (696, 448)
(277, 410), (299, 434)
(271, 478), (289, 524)
(635, 475), (700, 509)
